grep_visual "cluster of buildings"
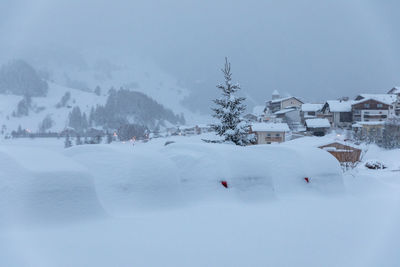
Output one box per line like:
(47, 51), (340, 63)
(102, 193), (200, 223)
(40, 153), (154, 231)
(249, 87), (400, 144)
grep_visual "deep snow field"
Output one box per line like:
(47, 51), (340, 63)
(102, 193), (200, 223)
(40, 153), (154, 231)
(1, 133), (400, 267)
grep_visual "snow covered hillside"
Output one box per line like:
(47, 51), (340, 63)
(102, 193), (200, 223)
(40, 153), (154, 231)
(0, 82), (107, 133)
(0, 58), (209, 135)
(1, 134), (400, 267)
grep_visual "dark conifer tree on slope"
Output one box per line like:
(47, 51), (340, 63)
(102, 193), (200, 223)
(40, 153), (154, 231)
(210, 58), (253, 146)
(64, 134), (72, 148)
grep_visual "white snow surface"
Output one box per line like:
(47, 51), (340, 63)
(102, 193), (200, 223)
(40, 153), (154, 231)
(305, 118), (331, 128)
(251, 122), (290, 132)
(301, 103), (323, 112)
(325, 100), (353, 112)
(1, 134), (400, 267)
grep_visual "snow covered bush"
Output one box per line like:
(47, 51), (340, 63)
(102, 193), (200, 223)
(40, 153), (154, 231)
(381, 119), (400, 149)
(210, 58), (254, 146)
(365, 160), (387, 170)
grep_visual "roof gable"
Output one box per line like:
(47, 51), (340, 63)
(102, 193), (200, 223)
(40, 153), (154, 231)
(354, 94), (396, 105)
(270, 96), (304, 104)
(352, 98), (391, 106)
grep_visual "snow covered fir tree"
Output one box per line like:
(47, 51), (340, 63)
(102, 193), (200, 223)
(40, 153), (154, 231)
(210, 58), (254, 146)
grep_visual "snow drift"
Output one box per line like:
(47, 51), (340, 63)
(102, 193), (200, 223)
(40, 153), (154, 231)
(63, 141), (344, 216)
(0, 147), (105, 223)
(0, 138), (344, 221)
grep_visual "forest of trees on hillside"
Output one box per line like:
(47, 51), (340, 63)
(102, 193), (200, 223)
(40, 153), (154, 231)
(66, 88), (185, 133)
(88, 88), (185, 129)
(0, 60), (48, 96)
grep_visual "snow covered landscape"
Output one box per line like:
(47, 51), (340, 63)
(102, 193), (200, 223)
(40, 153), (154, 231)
(1, 133), (400, 267)
(2, 1), (400, 266)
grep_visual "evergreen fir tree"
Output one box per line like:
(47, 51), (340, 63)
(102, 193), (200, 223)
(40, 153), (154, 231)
(210, 57), (254, 146)
(64, 134), (72, 148)
(94, 86), (101, 96)
(106, 132), (113, 144)
(94, 135), (102, 144)
(75, 134), (82, 145)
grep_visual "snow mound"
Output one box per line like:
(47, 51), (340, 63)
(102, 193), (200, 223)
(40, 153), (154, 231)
(164, 143), (344, 198)
(0, 147), (105, 223)
(63, 142), (344, 216)
(64, 145), (183, 215)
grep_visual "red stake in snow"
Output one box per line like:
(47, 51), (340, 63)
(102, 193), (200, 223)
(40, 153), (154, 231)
(221, 180), (228, 188)
(304, 177), (310, 183)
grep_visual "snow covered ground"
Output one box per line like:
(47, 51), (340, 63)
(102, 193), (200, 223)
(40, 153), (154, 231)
(1, 134), (400, 267)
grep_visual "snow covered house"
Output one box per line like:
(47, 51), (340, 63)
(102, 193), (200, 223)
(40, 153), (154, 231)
(305, 118), (331, 136)
(318, 142), (361, 164)
(243, 113), (258, 122)
(387, 87), (400, 116)
(274, 108), (301, 130)
(301, 103), (323, 124)
(388, 87), (400, 96)
(352, 121), (385, 137)
(321, 100), (353, 128)
(266, 91), (304, 113)
(352, 94), (396, 122)
(250, 122), (291, 144)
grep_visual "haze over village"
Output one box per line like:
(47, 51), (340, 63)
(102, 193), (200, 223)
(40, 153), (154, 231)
(1, 1), (400, 267)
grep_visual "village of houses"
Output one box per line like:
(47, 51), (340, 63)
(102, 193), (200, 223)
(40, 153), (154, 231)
(247, 87), (400, 143)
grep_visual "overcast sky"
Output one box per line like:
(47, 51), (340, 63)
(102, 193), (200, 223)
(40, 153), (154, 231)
(1, 0), (399, 112)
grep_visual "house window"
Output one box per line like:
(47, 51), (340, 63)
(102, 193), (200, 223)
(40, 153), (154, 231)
(275, 133), (280, 137)
(267, 133), (271, 137)
(364, 103), (370, 108)
(377, 104), (383, 108)
(308, 111), (315, 116)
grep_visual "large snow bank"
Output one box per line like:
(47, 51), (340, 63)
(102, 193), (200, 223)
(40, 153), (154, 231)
(63, 141), (343, 215)
(0, 146), (105, 223)
(0, 137), (344, 221)
(63, 145), (183, 215)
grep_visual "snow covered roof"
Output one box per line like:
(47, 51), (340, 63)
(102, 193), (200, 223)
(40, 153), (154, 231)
(269, 96), (303, 104)
(274, 108), (295, 115)
(354, 94), (397, 105)
(284, 133), (361, 148)
(305, 118), (331, 128)
(301, 103), (323, 112)
(269, 96), (292, 103)
(252, 105), (266, 116)
(319, 142), (361, 151)
(388, 87), (400, 94)
(251, 123), (290, 132)
(325, 100), (353, 112)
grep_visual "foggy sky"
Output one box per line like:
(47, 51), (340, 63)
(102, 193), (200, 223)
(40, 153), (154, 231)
(1, 0), (400, 112)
